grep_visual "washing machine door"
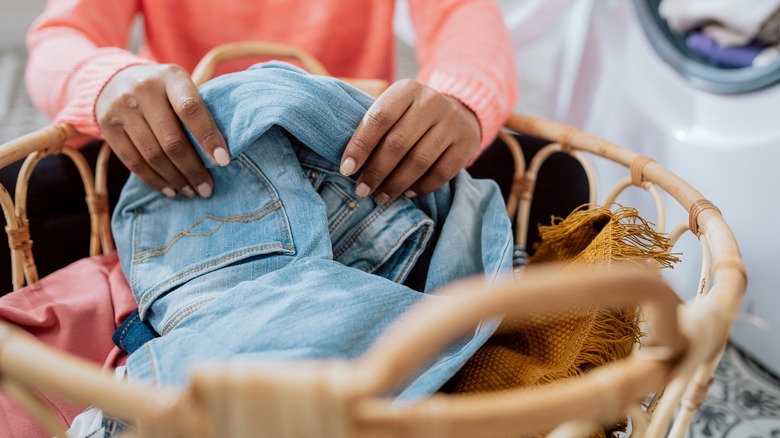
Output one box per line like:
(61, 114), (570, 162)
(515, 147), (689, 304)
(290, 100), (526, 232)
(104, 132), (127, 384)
(636, 0), (780, 94)
(552, 0), (780, 375)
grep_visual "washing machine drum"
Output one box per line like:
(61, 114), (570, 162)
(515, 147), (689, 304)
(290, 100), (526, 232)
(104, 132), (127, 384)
(635, 0), (780, 94)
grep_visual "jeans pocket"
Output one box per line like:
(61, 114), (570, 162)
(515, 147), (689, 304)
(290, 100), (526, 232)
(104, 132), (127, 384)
(128, 155), (295, 315)
(318, 180), (360, 234)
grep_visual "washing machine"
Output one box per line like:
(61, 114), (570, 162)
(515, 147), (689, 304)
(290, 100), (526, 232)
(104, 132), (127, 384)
(552, 0), (780, 374)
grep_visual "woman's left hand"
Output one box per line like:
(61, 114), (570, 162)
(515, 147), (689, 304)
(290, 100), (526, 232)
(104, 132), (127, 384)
(339, 79), (481, 204)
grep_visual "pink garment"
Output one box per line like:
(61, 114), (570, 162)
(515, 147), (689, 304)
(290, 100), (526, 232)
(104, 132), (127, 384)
(25, 0), (518, 153)
(0, 253), (134, 438)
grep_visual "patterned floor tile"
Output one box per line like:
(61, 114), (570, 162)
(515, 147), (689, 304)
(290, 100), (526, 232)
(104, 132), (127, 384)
(688, 345), (780, 438)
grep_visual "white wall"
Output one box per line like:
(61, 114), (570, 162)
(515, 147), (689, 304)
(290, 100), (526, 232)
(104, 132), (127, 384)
(394, 0), (573, 118)
(1, 0), (47, 48)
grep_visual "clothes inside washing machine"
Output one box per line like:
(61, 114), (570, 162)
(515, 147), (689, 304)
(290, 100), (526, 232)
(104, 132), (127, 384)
(635, 0), (780, 93)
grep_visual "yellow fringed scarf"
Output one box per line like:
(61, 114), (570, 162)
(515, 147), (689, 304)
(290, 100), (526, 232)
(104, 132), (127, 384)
(442, 205), (680, 437)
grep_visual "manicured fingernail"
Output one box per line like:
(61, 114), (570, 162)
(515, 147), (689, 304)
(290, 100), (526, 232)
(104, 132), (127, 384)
(340, 157), (356, 176)
(375, 192), (390, 205)
(214, 147), (230, 166)
(404, 190), (417, 198)
(196, 182), (213, 198)
(181, 186), (196, 198)
(355, 182), (371, 198)
(162, 187), (176, 198)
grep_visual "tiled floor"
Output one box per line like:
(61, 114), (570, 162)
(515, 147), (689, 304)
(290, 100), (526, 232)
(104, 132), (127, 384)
(2, 46), (780, 437)
(688, 345), (780, 437)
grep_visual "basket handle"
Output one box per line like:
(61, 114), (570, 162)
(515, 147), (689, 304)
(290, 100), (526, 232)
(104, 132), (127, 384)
(355, 264), (690, 396)
(191, 41), (388, 97)
(341, 264), (725, 437)
(183, 265), (718, 437)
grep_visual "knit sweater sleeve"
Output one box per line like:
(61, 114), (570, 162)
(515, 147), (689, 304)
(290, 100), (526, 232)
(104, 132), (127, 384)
(408, 0), (518, 157)
(25, 0), (152, 139)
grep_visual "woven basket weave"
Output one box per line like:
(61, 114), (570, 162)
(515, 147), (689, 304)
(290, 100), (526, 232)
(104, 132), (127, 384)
(0, 42), (746, 438)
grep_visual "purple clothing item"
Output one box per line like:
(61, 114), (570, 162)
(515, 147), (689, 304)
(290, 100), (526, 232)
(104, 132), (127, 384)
(686, 31), (766, 68)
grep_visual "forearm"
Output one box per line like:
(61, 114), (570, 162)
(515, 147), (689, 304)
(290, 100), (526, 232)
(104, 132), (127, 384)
(409, 0), (518, 155)
(25, 0), (148, 138)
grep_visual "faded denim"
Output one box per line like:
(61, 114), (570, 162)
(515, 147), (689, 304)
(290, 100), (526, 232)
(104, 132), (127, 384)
(111, 62), (513, 400)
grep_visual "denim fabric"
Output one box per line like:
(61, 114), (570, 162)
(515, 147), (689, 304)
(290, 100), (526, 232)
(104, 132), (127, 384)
(294, 144), (434, 286)
(112, 309), (157, 354)
(112, 62), (513, 400)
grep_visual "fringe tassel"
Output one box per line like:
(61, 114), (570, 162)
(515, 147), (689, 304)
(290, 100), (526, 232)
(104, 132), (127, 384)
(531, 204), (680, 268)
(448, 203), (679, 438)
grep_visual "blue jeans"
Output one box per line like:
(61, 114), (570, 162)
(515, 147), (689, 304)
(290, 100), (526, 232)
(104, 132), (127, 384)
(111, 62), (513, 400)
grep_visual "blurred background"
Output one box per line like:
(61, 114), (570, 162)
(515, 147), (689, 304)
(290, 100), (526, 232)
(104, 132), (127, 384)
(2, 1), (779, 436)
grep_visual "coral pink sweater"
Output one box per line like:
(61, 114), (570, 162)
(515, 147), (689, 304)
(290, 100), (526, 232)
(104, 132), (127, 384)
(26, 0), (517, 151)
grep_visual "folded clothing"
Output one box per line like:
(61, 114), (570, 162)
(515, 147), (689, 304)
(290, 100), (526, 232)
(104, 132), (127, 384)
(660, 0), (780, 46)
(111, 61), (514, 401)
(686, 31), (766, 67)
(443, 205), (680, 437)
(0, 253), (134, 438)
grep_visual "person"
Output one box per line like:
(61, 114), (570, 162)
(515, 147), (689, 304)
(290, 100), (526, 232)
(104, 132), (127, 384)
(25, 0), (518, 206)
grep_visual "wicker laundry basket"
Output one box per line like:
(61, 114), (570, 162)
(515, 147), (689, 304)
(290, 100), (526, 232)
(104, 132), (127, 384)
(0, 43), (746, 438)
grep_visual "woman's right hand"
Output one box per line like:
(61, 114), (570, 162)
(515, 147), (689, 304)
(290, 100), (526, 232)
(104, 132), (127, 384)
(96, 64), (230, 198)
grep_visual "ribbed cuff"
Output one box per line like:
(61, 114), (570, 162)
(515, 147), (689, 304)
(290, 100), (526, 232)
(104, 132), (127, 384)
(54, 48), (152, 140)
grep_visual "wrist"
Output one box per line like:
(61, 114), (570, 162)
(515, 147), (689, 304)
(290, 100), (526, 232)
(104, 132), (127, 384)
(444, 95), (481, 138)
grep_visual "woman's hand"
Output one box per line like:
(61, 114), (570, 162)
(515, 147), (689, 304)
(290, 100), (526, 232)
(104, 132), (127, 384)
(339, 78), (481, 204)
(96, 64), (230, 198)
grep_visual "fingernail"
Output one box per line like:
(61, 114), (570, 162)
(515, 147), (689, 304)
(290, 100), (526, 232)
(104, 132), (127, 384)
(196, 182), (213, 198)
(404, 190), (417, 198)
(181, 186), (196, 198)
(340, 157), (356, 176)
(162, 187), (176, 198)
(214, 147), (230, 166)
(355, 182), (371, 198)
(375, 192), (390, 205)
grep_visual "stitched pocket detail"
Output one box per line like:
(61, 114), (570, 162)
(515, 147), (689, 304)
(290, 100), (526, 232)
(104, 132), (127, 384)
(318, 181), (358, 234)
(333, 206), (386, 260)
(131, 201), (283, 263)
(128, 155), (296, 313)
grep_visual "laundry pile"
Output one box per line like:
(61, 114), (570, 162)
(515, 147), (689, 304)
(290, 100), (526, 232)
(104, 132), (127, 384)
(661, 0), (780, 67)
